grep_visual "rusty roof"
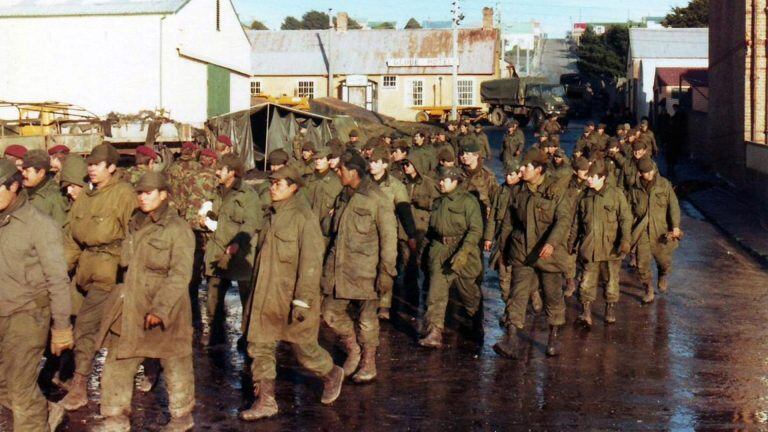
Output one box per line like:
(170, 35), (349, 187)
(248, 28), (498, 76)
(655, 67), (708, 88)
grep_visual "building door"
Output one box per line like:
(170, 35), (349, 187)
(341, 78), (377, 112)
(207, 64), (230, 118)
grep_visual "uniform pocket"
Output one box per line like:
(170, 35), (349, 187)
(274, 229), (297, 263)
(145, 238), (171, 271)
(351, 207), (373, 234)
(604, 204), (617, 222)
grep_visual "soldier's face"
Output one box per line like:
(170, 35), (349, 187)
(641, 170), (656, 182)
(329, 157), (341, 170)
(21, 166), (46, 188)
(440, 160), (455, 168)
(587, 174), (605, 190)
(67, 184), (83, 201)
(50, 156), (63, 172)
(302, 151), (314, 161)
(269, 179), (296, 202)
(576, 169), (589, 181)
(200, 156), (215, 167)
(87, 161), (115, 185)
(339, 165), (358, 186)
(633, 149), (647, 160)
(369, 160), (387, 177)
(138, 189), (167, 213)
(315, 157), (330, 172)
(403, 161), (416, 176)
(505, 172), (520, 185)
(392, 150), (406, 162)
(216, 166), (235, 184)
(0, 181), (19, 211)
(413, 135), (424, 146)
(460, 152), (478, 168)
(521, 163), (542, 182)
(270, 163), (285, 173)
(438, 177), (458, 194)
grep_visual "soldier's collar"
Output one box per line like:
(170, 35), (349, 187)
(0, 192), (28, 226)
(149, 201), (171, 224)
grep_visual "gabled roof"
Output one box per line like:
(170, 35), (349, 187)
(248, 28), (498, 76)
(655, 67), (708, 87)
(0, 0), (190, 18)
(629, 28), (709, 59)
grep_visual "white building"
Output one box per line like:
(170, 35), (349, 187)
(627, 27), (708, 122)
(0, 0), (251, 126)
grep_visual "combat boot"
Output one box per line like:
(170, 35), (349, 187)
(605, 303), (617, 324)
(546, 325), (561, 357)
(352, 346), (377, 383)
(530, 290), (543, 314)
(341, 334), (361, 377)
(577, 301), (592, 327)
(160, 413), (194, 432)
(377, 307), (391, 321)
(60, 372), (88, 411)
(90, 415), (131, 432)
(48, 401), (65, 431)
(641, 283), (655, 304)
(320, 365), (344, 404)
(492, 325), (521, 359)
(564, 278), (577, 297)
(239, 380), (278, 421)
(658, 275), (669, 293)
(418, 326), (443, 349)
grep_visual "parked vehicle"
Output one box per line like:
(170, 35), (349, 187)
(481, 77), (569, 128)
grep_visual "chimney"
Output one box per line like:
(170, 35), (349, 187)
(482, 7), (493, 30)
(337, 12), (348, 32)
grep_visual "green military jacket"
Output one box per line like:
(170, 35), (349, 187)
(462, 162), (498, 223)
(426, 188), (483, 279)
(98, 204), (194, 359)
(501, 129), (525, 166)
(306, 168), (343, 236)
(474, 131), (492, 160)
(592, 132), (610, 153)
(540, 119), (562, 136)
(321, 177), (398, 300)
(409, 144), (438, 178)
(65, 174), (137, 291)
(27, 174), (68, 227)
(404, 171), (440, 234)
(570, 184), (632, 262)
(507, 172), (571, 272)
(0, 194), (71, 330)
(627, 176), (681, 248)
(456, 132), (479, 153)
(640, 130), (659, 156)
(574, 134), (593, 157)
(375, 172), (410, 241)
(485, 182), (519, 269)
(204, 178), (264, 281)
(247, 194), (325, 344)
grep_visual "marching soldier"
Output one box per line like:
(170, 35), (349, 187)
(306, 147), (343, 239)
(60, 155), (89, 203)
(639, 119), (659, 157)
(92, 172), (195, 432)
(501, 119), (525, 167)
(409, 131), (438, 178)
(459, 142), (498, 222)
(473, 123), (492, 160)
(240, 166), (343, 421)
(563, 156), (590, 297)
(539, 113), (563, 136)
(401, 156), (440, 288)
(21, 149), (68, 226)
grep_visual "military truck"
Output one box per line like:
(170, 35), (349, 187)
(481, 77), (569, 128)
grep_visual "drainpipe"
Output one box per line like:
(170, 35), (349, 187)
(750, 0), (757, 142)
(764, 5), (768, 143)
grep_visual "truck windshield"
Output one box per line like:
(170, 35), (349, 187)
(541, 86), (566, 98)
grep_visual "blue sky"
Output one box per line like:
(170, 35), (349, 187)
(233, 0), (691, 37)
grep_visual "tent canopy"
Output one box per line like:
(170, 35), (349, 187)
(207, 102), (334, 170)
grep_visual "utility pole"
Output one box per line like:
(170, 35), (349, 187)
(451, 0), (464, 121)
(497, 0), (504, 76)
(328, 8), (334, 98)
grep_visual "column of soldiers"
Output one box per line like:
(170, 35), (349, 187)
(0, 115), (682, 430)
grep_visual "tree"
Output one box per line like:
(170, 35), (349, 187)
(280, 16), (302, 30)
(662, 0), (708, 28)
(301, 10), (330, 29)
(576, 25), (628, 79)
(372, 22), (396, 30)
(249, 20), (269, 30)
(404, 18), (422, 29)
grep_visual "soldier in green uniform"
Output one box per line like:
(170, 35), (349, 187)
(124, 145), (158, 186)
(389, 141), (410, 182)
(21, 149), (68, 226)
(60, 154), (88, 202)
(459, 142), (498, 222)
(401, 156), (441, 290)
(438, 147), (457, 168)
(539, 113), (563, 136)
(501, 119), (525, 167)
(202, 155), (264, 346)
(0, 159), (72, 432)
(306, 148), (343, 239)
(419, 166), (484, 349)
(573, 126), (593, 159)
(409, 131), (438, 178)
(61, 143), (137, 411)
(473, 123), (492, 160)
(291, 124), (308, 160)
(92, 172), (195, 432)
(639, 119), (659, 156)
(445, 121), (460, 154)
(627, 158), (682, 303)
(456, 123), (479, 153)
(321, 151), (397, 382)
(48, 145), (70, 183)
(346, 129), (361, 150)
(563, 157), (590, 297)
(240, 166), (343, 422)
(551, 148), (572, 180)
(569, 160), (632, 326)
(593, 123), (610, 153)
(300, 141), (317, 177)
(492, 148), (571, 359)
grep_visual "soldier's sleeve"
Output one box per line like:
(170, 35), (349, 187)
(393, 182), (416, 239)
(150, 224), (194, 325)
(483, 188), (501, 242)
(294, 213), (324, 308)
(667, 182), (682, 229)
(36, 217), (72, 329)
(240, 190), (265, 253)
(376, 194), (398, 278)
(545, 190), (572, 248)
(461, 195), (483, 251)
(118, 185), (138, 236)
(617, 191), (632, 245)
(567, 196), (582, 252)
(63, 223), (82, 271)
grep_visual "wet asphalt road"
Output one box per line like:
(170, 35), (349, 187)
(5, 121), (768, 431)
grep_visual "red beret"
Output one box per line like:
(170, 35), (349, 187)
(4, 144), (27, 159)
(182, 141), (199, 151)
(200, 149), (218, 160)
(135, 145), (158, 160)
(217, 135), (233, 147)
(48, 145), (70, 156)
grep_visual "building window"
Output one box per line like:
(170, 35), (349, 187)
(250, 80), (262, 96)
(458, 79), (474, 106)
(670, 88), (683, 101)
(216, 0), (220, 31)
(383, 76), (397, 89)
(410, 80), (424, 106)
(297, 81), (315, 99)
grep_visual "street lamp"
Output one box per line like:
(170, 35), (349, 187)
(451, 0), (464, 121)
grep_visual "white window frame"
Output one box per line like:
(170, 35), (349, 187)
(250, 80), (262, 96)
(457, 78), (475, 106)
(296, 80), (315, 99)
(406, 79), (425, 107)
(382, 75), (397, 89)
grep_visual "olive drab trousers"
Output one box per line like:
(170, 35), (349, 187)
(580, 260), (622, 303)
(248, 341), (334, 381)
(322, 297), (380, 347)
(507, 266), (566, 329)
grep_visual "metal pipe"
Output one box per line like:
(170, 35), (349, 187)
(751, 0), (757, 142)
(451, 18), (459, 120)
(328, 9), (334, 98)
(763, 5), (768, 143)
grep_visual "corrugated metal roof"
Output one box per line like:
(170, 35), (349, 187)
(248, 28), (498, 76)
(0, 0), (189, 17)
(629, 28), (709, 59)
(655, 67), (708, 87)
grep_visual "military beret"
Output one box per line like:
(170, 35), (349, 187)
(86, 143), (119, 165)
(219, 154), (245, 176)
(181, 141), (198, 152)
(22, 149), (51, 171)
(301, 141), (316, 152)
(632, 139), (647, 151)
(369, 146), (390, 163)
(436, 165), (463, 181)
(60, 155), (88, 187)
(587, 159), (607, 177)
(438, 147), (455, 162)
(637, 157), (655, 173)
(269, 165), (305, 187)
(4, 144), (28, 160)
(0, 159), (17, 185)
(313, 147), (331, 159)
(135, 145), (158, 160)
(522, 148), (549, 166)
(341, 149), (368, 174)
(572, 156), (590, 171)
(267, 149), (290, 165)
(134, 171), (170, 193)
(348, 129), (359, 138)
(217, 135), (233, 147)
(48, 145), (70, 156)
(199, 149), (218, 160)
(461, 141), (481, 154)
(504, 159), (522, 174)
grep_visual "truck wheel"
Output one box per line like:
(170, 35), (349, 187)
(415, 111), (430, 123)
(488, 108), (507, 127)
(531, 109), (544, 128)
